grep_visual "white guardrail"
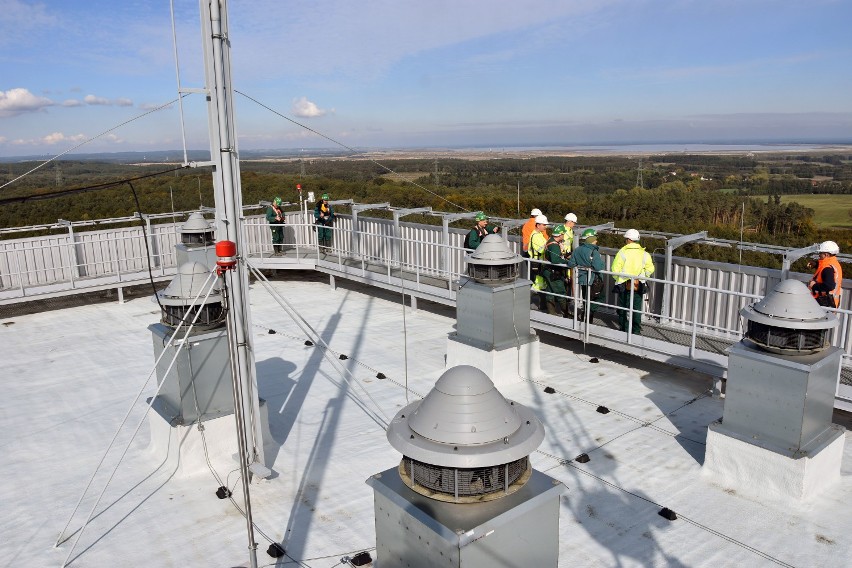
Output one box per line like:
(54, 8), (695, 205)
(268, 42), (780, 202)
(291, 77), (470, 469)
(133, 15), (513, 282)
(1, 210), (851, 408)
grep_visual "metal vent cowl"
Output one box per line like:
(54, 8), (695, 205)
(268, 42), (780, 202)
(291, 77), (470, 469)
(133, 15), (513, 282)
(157, 261), (224, 329)
(464, 234), (522, 284)
(740, 279), (838, 355)
(180, 212), (215, 246)
(386, 365), (545, 469)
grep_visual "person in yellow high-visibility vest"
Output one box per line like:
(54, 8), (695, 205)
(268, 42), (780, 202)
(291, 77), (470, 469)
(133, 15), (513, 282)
(611, 229), (655, 334)
(528, 215), (550, 308)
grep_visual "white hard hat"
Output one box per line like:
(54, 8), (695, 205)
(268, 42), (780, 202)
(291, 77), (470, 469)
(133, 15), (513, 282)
(624, 228), (640, 241)
(535, 215), (549, 225)
(530, 208), (542, 216)
(564, 213), (578, 223)
(819, 240), (839, 254)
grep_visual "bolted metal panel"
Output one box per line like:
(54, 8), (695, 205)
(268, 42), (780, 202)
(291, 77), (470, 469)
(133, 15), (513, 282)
(149, 323), (235, 424)
(455, 278), (532, 350)
(722, 341), (841, 452)
(368, 466), (564, 568)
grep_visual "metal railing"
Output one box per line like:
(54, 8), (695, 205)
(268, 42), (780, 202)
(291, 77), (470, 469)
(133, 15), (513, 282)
(2, 209), (850, 408)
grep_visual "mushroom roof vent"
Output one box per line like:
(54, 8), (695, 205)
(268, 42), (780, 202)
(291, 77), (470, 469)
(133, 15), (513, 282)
(160, 262), (221, 305)
(740, 279), (838, 355)
(386, 365), (544, 469)
(181, 212), (214, 234)
(464, 234), (522, 283)
(156, 262), (225, 330)
(180, 212), (215, 246)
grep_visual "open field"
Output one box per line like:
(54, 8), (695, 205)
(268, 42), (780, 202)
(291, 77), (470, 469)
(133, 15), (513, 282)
(780, 194), (852, 229)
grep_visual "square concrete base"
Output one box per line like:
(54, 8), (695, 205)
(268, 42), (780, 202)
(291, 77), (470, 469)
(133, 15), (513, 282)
(445, 332), (543, 389)
(147, 396), (273, 482)
(702, 421), (845, 501)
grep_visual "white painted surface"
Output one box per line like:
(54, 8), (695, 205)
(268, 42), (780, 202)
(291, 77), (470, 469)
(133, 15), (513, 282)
(1, 279), (851, 567)
(703, 423), (845, 501)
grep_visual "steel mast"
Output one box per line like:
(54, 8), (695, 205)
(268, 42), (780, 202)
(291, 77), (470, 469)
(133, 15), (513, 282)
(199, 1), (263, 566)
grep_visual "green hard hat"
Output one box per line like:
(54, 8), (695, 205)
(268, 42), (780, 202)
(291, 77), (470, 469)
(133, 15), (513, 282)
(273, 197), (282, 206)
(552, 224), (567, 236)
(581, 228), (597, 239)
(474, 212), (488, 221)
(321, 193), (329, 200)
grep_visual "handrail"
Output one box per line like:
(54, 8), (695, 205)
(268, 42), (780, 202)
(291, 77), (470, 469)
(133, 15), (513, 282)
(2, 212), (851, 409)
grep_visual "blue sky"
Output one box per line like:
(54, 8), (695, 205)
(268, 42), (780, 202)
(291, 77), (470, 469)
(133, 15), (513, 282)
(1, 0), (851, 158)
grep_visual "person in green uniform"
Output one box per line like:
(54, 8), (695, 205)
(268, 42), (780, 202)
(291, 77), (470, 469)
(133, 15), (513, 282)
(266, 196), (285, 255)
(465, 212), (499, 250)
(566, 228), (605, 321)
(314, 193), (335, 249)
(541, 224), (572, 316)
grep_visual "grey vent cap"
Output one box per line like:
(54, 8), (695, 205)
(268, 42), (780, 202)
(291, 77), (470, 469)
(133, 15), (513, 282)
(464, 234), (522, 266)
(740, 279), (838, 331)
(386, 365), (545, 468)
(180, 212), (214, 234)
(158, 261), (222, 306)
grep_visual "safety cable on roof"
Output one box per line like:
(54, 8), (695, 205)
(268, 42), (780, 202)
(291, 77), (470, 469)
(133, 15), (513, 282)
(58, 269), (221, 567)
(247, 262), (391, 428)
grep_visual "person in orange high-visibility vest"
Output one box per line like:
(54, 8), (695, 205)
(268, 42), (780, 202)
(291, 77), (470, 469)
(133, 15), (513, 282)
(521, 208), (542, 258)
(808, 240), (842, 308)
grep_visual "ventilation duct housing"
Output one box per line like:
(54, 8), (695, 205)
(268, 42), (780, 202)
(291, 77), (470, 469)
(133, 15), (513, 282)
(367, 366), (565, 568)
(148, 262), (233, 425)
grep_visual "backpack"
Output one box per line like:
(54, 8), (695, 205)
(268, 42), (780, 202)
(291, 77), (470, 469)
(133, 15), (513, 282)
(464, 231), (472, 250)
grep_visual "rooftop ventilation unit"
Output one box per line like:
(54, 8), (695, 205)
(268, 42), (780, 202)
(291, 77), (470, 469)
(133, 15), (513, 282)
(704, 280), (845, 500)
(176, 212), (217, 267)
(148, 262), (234, 425)
(157, 261), (226, 332)
(368, 366), (566, 567)
(740, 279), (836, 355)
(447, 234), (542, 387)
(464, 236), (523, 284)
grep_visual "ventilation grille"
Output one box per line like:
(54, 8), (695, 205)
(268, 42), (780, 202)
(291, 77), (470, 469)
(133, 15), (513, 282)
(162, 302), (226, 330)
(467, 263), (518, 283)
(745, 320), (829, 355)
(181, 232), (215, 246)
(402, 456), (528, 499)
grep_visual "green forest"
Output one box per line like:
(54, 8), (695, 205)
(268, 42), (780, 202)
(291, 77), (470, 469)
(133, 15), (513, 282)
(2, 152), (852, 273)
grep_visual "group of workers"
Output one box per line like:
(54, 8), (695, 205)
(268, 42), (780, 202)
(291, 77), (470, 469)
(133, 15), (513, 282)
(268, 195), (844, 329)
(266, 192), (335, 254)
(471, 208), (843, 335)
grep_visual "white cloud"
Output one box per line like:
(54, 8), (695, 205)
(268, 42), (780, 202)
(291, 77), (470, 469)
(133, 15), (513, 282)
(84, 94), (111, 106)
(83, 94), (134, 107)
(292, 97), (327, 118)
(42, 132), (86, 145)
(62, 99), (83, 107)
(139, 101), (174, 110)
(0, 88), (54, 117)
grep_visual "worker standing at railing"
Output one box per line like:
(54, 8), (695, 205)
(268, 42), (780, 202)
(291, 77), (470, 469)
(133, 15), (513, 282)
(465, 212), (499, 250)
(314, 193), (335, 249)
(542, 225), (573, 317)
(611, 229), (655, 335)
(566, 228), (605, 321)
(266, 197), (285, 255)
(521, 208), (542, 259)
(808, 240), (843, 308)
